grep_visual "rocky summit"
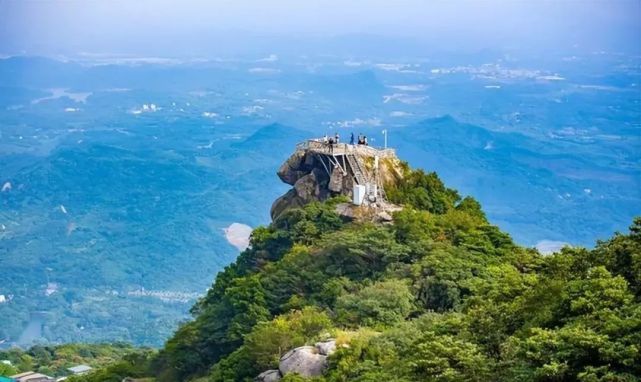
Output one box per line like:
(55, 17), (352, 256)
(271, 140), (404, 222)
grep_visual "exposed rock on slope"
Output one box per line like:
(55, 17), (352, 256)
(255, 340), (338, 381)
(279, 345), (327, 377)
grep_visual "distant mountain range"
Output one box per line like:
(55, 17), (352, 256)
(1, 54), (638, 347)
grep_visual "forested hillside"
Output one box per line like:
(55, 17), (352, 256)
(61, 165), (641, 382)
(0, 343), (148, 378)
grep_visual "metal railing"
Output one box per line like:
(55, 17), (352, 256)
(296, 139), (395, 157)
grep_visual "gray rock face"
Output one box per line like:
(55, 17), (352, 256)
(315, 340), (337, 356)
(255, 369), (282, 382)
(272, 157), (334, 221)
(277, 149), (308, 185)
(293, 172), (319, 202)
(328, 168), (345, 192)
(279, 345), (327, 378)
(271, 168), (330, 221)
(270, 188), (304, 221)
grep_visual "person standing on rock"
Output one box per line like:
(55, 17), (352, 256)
(335, 132), (340, 144)
(350, 132), (355, 145)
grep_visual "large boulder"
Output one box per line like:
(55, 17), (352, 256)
(328, 167), (344, 192)
(271, 171), (320, 221)
(293, 172), (320, 202)
(255, 369), (282, 382)
(277, 149), (308, 185)
(279, 346), (327, 378)
(272, 167), (334, 221)
(270, 188), (304, 221)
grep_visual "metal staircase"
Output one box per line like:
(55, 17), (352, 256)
(346, 153), (388, 202)
(377, 176), (387, 201)
(346, 154), (367, 185)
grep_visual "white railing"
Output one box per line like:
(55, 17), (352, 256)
(297, 139), (395, 157)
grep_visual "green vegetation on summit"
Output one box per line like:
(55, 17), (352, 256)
(66, 163), (640, 382)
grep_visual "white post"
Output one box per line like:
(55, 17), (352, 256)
(382, 129), (388, 149)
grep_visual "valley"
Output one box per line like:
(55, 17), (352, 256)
(0, 52), (639, 347)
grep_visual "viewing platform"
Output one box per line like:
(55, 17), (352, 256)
(296, 139), (396, 159)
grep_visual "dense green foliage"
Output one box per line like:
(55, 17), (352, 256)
(74, 169), (641, 381)
(0, 343), (147, 378)
(66, 351), (155, 382)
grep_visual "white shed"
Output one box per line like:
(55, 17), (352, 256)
(67, 365), (92, 375)
(353, 184), (366, 205)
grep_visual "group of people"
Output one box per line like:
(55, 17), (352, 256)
(353, 133), (369, 146)
(322, 132), (368, 148)
(323, 133), (340, 145)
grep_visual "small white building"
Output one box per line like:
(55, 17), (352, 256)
(67, 365), (92, 375)
(353, 184), (366, 205)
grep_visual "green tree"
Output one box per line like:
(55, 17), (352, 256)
(386, 169), (460, 214)
(336, 279), (414, 328)
(0, 362), (18, 376)
(210, 307), (332, 382)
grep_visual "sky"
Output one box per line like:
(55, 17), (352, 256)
(0, 0), (639, 58)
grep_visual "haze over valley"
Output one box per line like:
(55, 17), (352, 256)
(0, 0), (639, 349)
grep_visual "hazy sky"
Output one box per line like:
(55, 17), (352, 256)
(1, 0), (639, 58)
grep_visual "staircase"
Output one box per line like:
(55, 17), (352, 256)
(346, 153), (388, 202)
(346, 154), (367, 185)
(377, 177), (387, 201)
